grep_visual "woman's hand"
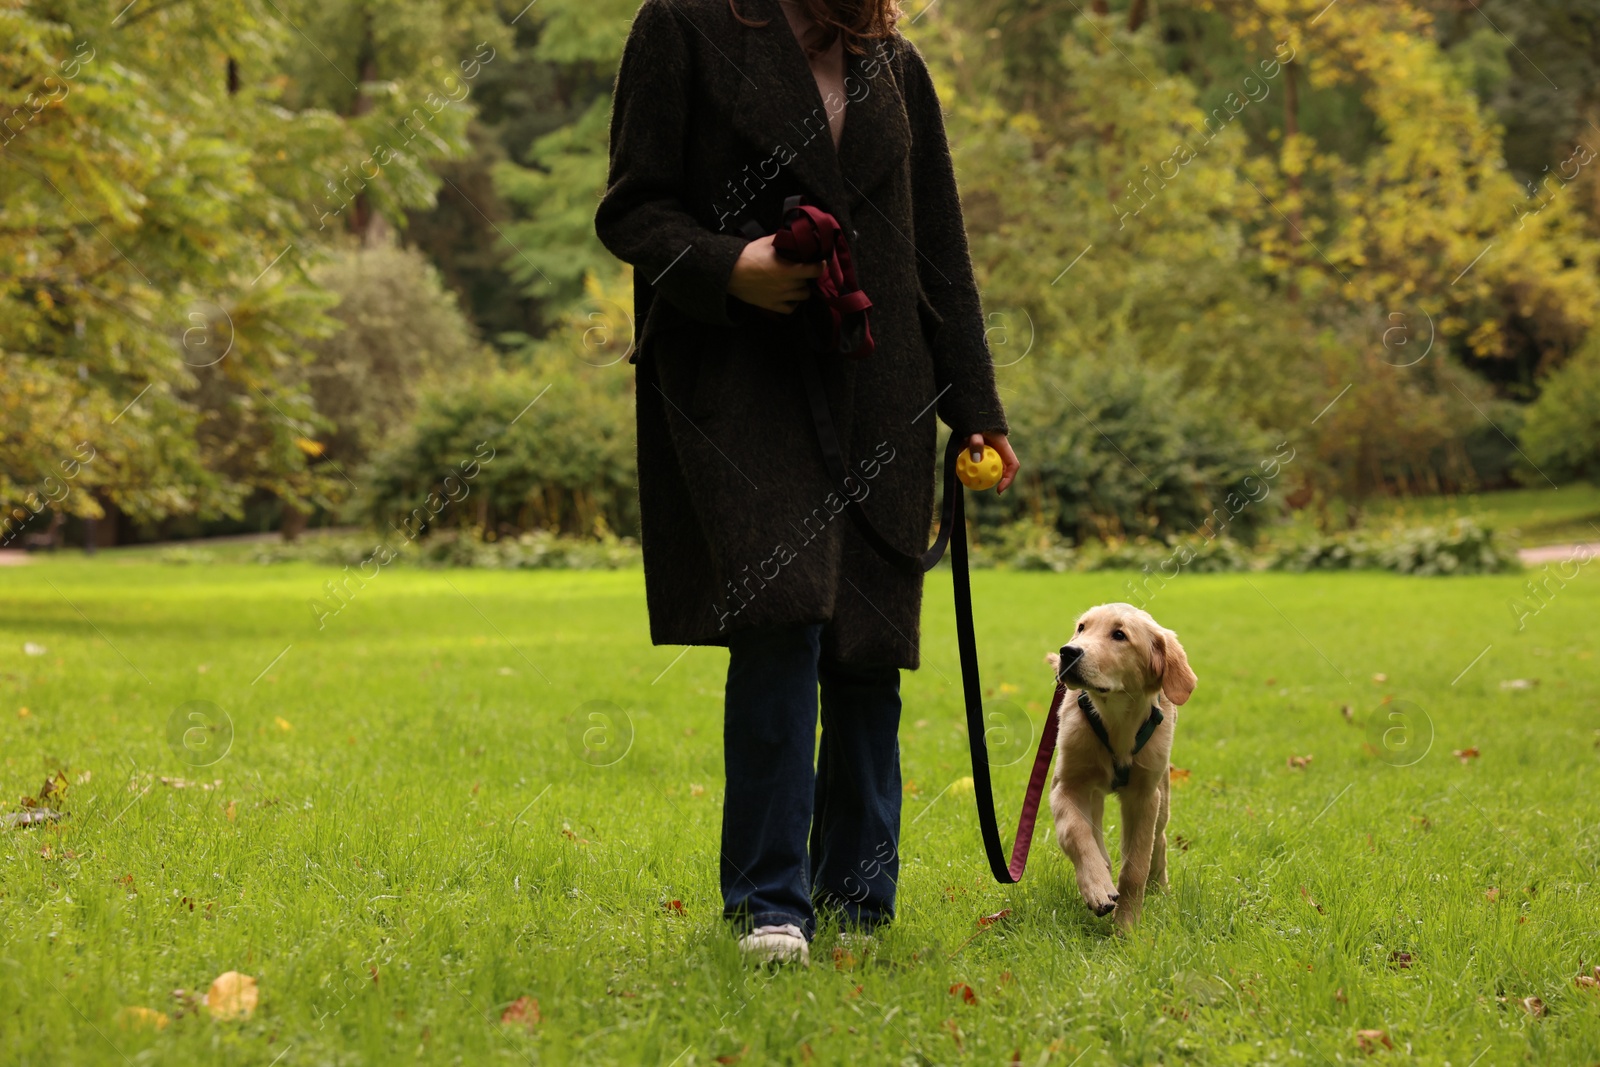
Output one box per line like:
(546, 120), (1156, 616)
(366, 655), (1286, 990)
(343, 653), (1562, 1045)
(727, 235), (825, 314)
(967, 432), (1021, 494)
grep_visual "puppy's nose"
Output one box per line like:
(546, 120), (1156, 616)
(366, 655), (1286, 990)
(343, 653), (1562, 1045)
(1058, 645), (1084, 671)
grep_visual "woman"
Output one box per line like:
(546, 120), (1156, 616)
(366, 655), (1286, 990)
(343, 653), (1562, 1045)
(595, 0), (1018, 963)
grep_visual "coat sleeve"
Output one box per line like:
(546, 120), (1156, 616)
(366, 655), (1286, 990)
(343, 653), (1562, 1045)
(594, 0), (749, 329)
(899, 41), (1009, 437)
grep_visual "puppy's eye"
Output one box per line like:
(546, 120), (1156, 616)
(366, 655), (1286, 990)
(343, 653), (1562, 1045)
(1111, 629), (1126, 641)
(1076, 622), (1085, 633)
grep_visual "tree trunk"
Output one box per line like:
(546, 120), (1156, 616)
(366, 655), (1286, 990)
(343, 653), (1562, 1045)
(281, 503), (307, 543)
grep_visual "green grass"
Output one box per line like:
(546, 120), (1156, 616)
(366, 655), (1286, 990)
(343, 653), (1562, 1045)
(3, 558), (1599, 1065)
(1363, 484), (1600, 547)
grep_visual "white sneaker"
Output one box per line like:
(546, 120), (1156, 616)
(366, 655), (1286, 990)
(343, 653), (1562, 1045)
(738, 923), (810, 965)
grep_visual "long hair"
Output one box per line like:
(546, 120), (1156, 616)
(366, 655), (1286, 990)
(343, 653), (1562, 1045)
(729, 0), (900, 56)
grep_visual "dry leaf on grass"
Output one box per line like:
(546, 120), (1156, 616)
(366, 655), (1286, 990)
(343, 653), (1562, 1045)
(1452, 747), (1480, 763)
(116, 1006), (170, 1031)
(832, 948), (858, 971)
(1521, 996), (1546, 1018)
(1388, 951), (1413, 969)
(1355, 1029), (1392, 1053)
(1499, 678), (1537, 690)
(274, 717), (293, 731)
(1371, 673), (1387, 683)
(1340, 704), (1353, 723)
(1287, 754), (1313, 769)
(714, 1045), (749, 1064)
(1300, 886), (1324, 914)
(977, 909), (1012, 926)
(500, 995), (541, 1029)
(206, 971), (258, 1020)
(17, 707), (28, 719)
(949, 983), (977, 1005)
(3, 809), (63, 828)
(1573, 968), (1599, 992)
(1485, 887), (1499, 902)
(661, 899), (684, 915)
(1168, 767), (1191, 785)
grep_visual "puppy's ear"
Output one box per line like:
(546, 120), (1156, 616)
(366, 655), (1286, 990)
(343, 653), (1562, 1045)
(1151, 629), (1197, 706)
(1045, 651), (1061, 674)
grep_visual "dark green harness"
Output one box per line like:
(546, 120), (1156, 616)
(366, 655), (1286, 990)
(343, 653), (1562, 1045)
(1075, 691), (1164, 791)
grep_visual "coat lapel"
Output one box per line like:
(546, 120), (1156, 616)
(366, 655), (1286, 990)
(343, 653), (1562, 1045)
(729, 0), (910, 230)
(836, 35), (911, 208)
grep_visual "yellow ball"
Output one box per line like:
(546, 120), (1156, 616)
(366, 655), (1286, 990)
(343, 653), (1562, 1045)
(956, 444), (1003, 491)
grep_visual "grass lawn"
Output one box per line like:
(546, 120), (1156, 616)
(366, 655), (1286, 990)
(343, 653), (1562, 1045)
(1363, 484), (1600, 547)
(3, 557), (1599, 1065)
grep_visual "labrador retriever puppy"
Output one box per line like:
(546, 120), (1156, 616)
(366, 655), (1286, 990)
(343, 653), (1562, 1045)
(1044, 603), (1197, 929)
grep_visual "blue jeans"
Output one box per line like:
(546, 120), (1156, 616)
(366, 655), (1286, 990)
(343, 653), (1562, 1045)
(721, 623), (902, 940)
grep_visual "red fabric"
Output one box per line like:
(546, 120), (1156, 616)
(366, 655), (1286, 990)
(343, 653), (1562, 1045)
(772, 202), (875, 359)
(1006, 683), (1064, 880)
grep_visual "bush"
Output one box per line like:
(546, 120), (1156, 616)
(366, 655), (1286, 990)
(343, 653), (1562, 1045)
(1521, 332), (1600, 484)
(358, 273), (637, 539)
(1268, 518), (1517, 575)
(307, 245), (490, 468)
(1079, 533), (1254, 574)
(252, 529), (640, 570)
(970, 517), (1077, 572)
(982, 357), (1284, 544)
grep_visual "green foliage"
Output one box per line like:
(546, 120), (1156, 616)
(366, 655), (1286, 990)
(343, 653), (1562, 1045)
(1269, 518), (1518, 575)
(1, 0), (506, 528)
(1081, 532), (1255, 574)
(250, 527), (640, 569)
(360, 337), (636, 538)
(1521, 333), (1600, 484)
(981, 357), (1281, 544)
(305, 245), (490, 468)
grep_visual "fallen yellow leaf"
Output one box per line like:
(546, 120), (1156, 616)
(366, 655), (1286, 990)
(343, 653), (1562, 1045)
(501, 995), (540, 1029)
(274, 717), (293, 731)
(116, 1006), (170, 1031)
(1355, 1029), (1392, 1053)
(207, 971), (259, 1020)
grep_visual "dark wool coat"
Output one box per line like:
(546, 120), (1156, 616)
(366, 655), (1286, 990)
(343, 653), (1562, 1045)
(595, 0), (1008, 670)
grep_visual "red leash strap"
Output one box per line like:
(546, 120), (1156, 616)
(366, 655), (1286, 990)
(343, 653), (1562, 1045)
(1005, 686), (1065, 880)
(768, 197), (874, 359)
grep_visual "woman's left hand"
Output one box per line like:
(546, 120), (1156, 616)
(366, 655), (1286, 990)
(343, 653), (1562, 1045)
(967, 432), (1021, 495)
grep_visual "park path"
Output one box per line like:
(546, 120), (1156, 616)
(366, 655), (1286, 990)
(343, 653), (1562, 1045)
(1518, 542), (1600, 565)
(0, 551), (29, 566)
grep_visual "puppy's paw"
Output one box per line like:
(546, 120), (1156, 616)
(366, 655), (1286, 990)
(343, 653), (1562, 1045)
(1077, 876), (1118, 917)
